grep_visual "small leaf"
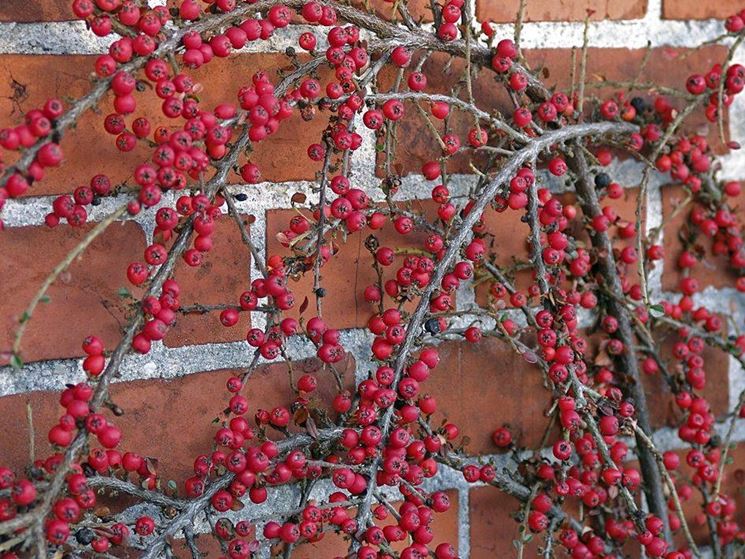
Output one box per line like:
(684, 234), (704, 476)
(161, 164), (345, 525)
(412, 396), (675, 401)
(19, 312), (30, 324)
(649, 304), (665, 317)
(293, 407), (309, 426)
(734, 468), (745, 484)
(118, 287), (132, 298)
(520, 349), (538, 364)
(299, 296), (309, 315)
(10, 354), (23, 369)
(593, 349), (613, 367)
(306, 415), (320, 439)
(167, 480), (177, 491)
(276, 231), (291, 246)
(94, 506), (111, 517)
(230, 498), (245, 511)
(39, 295), (50, 303)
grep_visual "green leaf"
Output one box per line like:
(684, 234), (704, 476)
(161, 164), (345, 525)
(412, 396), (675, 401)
(118, 287), (132, 298)
(19, 312), (30, 324)
(167, 480), (177, 491)
(649, 304), (665, 317)
(39, 295), (50, 303)
(10, 354), (23, 369)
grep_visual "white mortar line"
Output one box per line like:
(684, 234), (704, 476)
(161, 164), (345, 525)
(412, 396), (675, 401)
(0, 171), (457, 228)
(0, 155), (659, 229)
(718, 41), (745, 179)
(0, 9), (731, 56)
(644, 180), (665, 301)
(645, 0), (660, 19)
(457, 486), (471, 558)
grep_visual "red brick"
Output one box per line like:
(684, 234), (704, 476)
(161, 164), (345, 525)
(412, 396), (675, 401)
(170, 536), (223, 559)
(661, 183), (743, 291)
(0, 221), (145, 363)
(477, 0), (646, 22)
(294, 490), (460, 558)
(642, 328), (730, 429)
(0, 355), (355, 483)
(625, 445), (745, 547)
(0, 1), (71, 22)
(386, 46), (727, 176)
(265, 201), (441, 329)
(355, 0), (433, 22)
(662, 0), (743, 20)
(521, 47), (728, 154)
(472, 205), (532, 306)
(376, 52), (494, 177)
(164, 214), (251, 348)
(428, 339), (552, 454)
(469, 486), (536, 558)
(474, 187), (641, 306)
(0, 54), (328, 196)
(586, 324), (730, 430)
(0, 55), (150, 197)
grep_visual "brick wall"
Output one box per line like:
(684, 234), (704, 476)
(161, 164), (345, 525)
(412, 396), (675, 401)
(1, 1), (745, 557)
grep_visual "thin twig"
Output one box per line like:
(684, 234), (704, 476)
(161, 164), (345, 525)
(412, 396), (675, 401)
(634, 424), (702, 558)
(11, 205), (127, 362)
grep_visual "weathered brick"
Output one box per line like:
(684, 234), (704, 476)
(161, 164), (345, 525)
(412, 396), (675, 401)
(469, 485), (536, 558)
(294, 490), (460, 557)
(625, 445), (745, 546)
(170, 536), (223, 559)
(428, 339), (552, 454)
(477, 0), (646, 22)
(0, 355), (356, 483)
(661, 183), (743, 291)
(356, 0), (433, 22)
(265, 200), (441, 330)
(662, 0), (743, 20)
(386, 46), (728, 176)
(376, 52), (494, 177)
(522, 46), (728, 154)
(164, 214), (251, 348)
(0, 55), (150, 197)
(579, 323), (724, 433)
(472, 204), (532, 306)
(641, 329), (729, 429)
(0, 1), (71, 22)
(0, 54), (328, 197)
(0, 221), (145, 363)
(474, 187), (642, 306)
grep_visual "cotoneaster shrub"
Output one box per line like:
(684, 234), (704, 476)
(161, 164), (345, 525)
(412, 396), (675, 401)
(1, 1), (745, 558)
